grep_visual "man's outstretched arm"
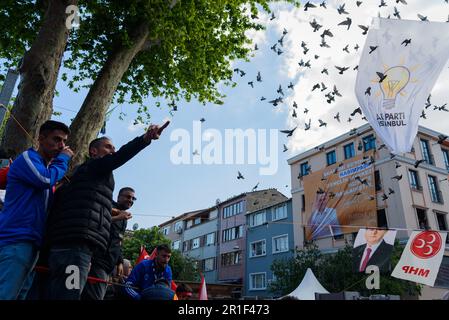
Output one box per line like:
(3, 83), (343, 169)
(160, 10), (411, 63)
(89, 121), (170, 174)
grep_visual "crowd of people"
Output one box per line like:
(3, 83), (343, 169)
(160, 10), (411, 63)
(0, 119), (194, 300)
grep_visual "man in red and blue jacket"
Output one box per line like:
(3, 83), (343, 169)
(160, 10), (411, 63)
(0, 120), (73, 300)
(125, 244), (173, 300)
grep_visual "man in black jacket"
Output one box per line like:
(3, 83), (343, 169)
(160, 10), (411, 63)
(81, 187), (135, 300)
(46, 121), (169, 300)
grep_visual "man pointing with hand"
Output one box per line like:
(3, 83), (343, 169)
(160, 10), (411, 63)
(45, 121), (169, 300)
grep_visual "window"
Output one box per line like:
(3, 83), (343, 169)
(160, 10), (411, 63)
(301, 194), (306, 212)
(408, 170), (422, 190)
(442, 149), (449, 172)
(300, 162), (310, 177)
(222, 226), (244, 242)
(436, 213), (448, 231)
(250, 273), (266, 290)
(420, 139), (434, 165)
(272, 235), (289, 254)
(344, 143), (355, 159)
(428, 175), (443, 204)
(172, 240), (180, 250)
(162, 226), (170, 235)
(192, 237), (200, 249)
(204, 258), (215, 272)
(377, 209), (388, 228)
(183, 241), (190, 252)
(416, 208), (429, 229)
(206, 232), (215, 246)
(186, 220), (193, 229)
(209, 209), (218, 219)
(223, 201), (244, 218)
(174, 221), (183, 232)
(194, 217), (201, 225)
(249, 211), (266, 227)
(221, 251), (242, 266)
(363, 135), (376, 152)
(250, 240), (266, 257)
(272, 205), (287, 221)
(326, 150), (336, 166)
(374, 170), (382, 191)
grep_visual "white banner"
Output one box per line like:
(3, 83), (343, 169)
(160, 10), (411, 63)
(392, 231), (447, 286)
(355, 18), (449, 154)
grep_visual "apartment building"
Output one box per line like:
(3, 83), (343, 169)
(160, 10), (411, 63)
(287, 123), (449, 299)
(159, 210), (203, 251)
(182, 208), (219, 284)
(244, 199), (294, 298)
(217, 189), (288, 289)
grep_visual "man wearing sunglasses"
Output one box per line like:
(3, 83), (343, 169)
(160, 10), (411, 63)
(82, 187), (136, 300)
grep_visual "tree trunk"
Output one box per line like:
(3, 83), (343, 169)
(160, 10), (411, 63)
(0, 0), (77, 158)
(67, 22), (150, 170)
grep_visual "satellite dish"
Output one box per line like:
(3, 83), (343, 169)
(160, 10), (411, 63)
(132, 223), (139, 231)
(216, 198), (221, 205)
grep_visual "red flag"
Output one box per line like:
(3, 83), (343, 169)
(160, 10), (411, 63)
(135, 245), (151, 265)
(198, 273), (208, 300)
(171, 280), (177, 291)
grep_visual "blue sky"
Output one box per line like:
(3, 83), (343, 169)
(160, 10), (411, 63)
(5, 0), (449, 229)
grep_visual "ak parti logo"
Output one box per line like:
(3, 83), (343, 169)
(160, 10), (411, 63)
(411, 231), (442, 259)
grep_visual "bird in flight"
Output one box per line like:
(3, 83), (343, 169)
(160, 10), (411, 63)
(351, 107), (362, 117)
(338, 17), (352, 30)
(252, 182), (259, 192)
(337, 3), (349, 15)
(376, 72), (387, 83)
(391, 174), (403, 181)
(401, 38), (411, 46)
(369, 46), (378, 54)
(304, 119), (311, 131)
(334, 112), (340, 122)
(335, 66), (349, 74)
(237, 171), (245, 180)
(283, 144), (288, 152)
(280, 127), (297, 137)
(365, 87), (372, 95)
(304, 1), (316, 11)
(318, 119), (327, 127)
(414, 159), (426, 168)
(358, 25), (369, 35)
(417, 14), (428, 21)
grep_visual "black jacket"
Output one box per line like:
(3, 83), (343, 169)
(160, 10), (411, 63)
(46, 136), (150, 253)
(352, 240), (394, 274)
(93, 201), (128, 273)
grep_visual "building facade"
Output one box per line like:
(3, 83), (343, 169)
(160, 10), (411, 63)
(182, 208), (219, 284)
(244, 199), (294, 298)
(217, 189), (288, 291)
(288, 123), (449, 298)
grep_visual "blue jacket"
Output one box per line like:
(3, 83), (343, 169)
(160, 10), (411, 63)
(0, 148), (70, 247)
(125, 259), (172, 300)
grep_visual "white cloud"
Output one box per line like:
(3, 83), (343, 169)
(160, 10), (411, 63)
(263, 0), (449, 153)
(127, 121), (146, 132)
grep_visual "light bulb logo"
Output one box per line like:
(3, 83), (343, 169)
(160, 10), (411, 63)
(379, 66), (410, 109)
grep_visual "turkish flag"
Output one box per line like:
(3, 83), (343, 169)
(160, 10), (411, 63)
(135, 245), (150, 265)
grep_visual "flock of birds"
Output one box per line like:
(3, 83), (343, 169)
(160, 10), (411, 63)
(189, 1), (449, 194)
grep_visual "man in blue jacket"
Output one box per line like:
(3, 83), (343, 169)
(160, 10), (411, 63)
(0, 120), (73, 300)
(125, 244), (173, 300)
